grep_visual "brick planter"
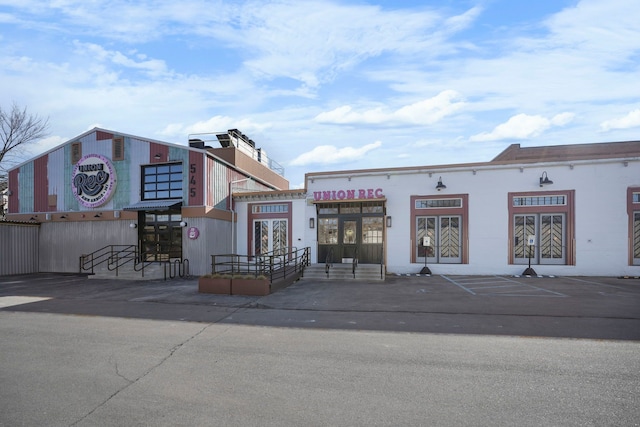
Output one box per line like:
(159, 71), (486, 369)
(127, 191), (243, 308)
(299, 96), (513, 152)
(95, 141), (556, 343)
(231, 278), (270, 296)
(198, 277), (231, 295)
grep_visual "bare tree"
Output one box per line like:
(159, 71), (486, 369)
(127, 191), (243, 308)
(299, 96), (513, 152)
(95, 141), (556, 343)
(0, 102), (50, 173)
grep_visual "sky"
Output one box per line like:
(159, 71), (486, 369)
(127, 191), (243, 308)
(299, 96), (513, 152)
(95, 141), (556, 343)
(1, 0), (639, 188)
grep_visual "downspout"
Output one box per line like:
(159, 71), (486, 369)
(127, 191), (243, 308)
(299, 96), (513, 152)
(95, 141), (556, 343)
(229, 178), (251, 255)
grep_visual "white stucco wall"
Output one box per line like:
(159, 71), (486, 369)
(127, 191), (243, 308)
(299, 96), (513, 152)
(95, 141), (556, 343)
(295, 158), (640, 277)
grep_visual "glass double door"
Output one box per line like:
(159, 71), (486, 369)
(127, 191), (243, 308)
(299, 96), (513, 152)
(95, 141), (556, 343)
(416, 216), (462, 264)
(513, 214), (565, 264)
(140, 210), (182, 261)
(254, 219), (288, 258)
(318, 216), (383, 264)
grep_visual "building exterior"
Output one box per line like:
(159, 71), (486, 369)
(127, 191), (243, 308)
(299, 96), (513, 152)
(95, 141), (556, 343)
(5, 127), (288, 276)
(234, 140), (640, 277)
(5, 127), (640, 278)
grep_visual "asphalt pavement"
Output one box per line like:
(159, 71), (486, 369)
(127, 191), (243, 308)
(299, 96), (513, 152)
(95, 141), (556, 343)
(0, 272), (639, 340)
(1, 273), (639, 426)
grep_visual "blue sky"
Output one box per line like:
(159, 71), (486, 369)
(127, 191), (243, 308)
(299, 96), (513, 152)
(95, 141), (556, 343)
(1, 0), (639, 187)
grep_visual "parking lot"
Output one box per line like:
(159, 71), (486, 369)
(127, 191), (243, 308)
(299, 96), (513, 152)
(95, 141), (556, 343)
(1, 273), (639, 426)
(1, 272), (639, 340)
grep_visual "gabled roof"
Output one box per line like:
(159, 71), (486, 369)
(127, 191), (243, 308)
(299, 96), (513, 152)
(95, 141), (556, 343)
(8, 127), (187, 172)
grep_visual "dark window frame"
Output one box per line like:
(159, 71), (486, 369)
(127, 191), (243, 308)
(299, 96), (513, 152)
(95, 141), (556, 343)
(141, 162), (183, 200)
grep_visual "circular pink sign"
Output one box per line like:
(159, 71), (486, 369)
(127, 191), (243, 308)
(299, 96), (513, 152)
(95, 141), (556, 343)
(187, 227), (200, 240)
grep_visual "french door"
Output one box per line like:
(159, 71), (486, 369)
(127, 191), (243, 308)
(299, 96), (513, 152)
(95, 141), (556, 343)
(416, 215), (462, 264)
(513, 214), (565, 264)
(254, 219), (288, 258)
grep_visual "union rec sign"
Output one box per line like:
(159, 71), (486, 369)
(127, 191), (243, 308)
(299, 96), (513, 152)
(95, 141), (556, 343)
(72, 154), (117, 208)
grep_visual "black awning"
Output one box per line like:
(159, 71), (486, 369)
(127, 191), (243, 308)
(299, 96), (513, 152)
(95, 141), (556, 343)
(123, 200), (183, 211)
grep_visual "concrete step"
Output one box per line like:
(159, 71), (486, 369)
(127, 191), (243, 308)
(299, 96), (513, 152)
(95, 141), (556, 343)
(303, 263), (384, 281)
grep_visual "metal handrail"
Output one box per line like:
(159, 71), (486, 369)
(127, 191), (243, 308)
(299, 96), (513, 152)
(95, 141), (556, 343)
(380, 242), (384, 279)
(133, 248), (162, 277)
(352, 246), (359, 278)
(80, 245), (190, 280)
(325, 247), (334, 278)
(79, 245), (137, 275)
(211, 247), (310, 283)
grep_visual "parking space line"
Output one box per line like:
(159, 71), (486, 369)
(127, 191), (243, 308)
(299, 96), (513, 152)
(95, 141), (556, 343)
(440, 275), (476, 295)
(498, 276), (568, 297)
(467, 284), (522, 290)
(441, 275), (568, 297)
(562, 277), (632, 291)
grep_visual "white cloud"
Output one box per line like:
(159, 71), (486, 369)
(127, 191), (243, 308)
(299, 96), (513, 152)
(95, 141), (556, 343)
(160, 115), (271, 138)
(72, 41), (169, 77)
(470, 113), (575, 142)
(315, 90), (465, 126)
(600, 109), (640, 131)
(289, 141), (382, 166)
(235, 3), (479, 87)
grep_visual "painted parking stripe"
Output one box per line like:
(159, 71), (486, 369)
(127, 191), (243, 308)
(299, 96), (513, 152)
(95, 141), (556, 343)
(442, 275), (568, 297)
(562, 276), (632, 291)
(498, 276), (567, 297)
(441, 275), (476, 295)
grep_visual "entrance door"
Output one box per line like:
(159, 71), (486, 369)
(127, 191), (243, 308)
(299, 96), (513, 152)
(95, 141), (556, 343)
(316, 201), (384, 264)
(340, 218), (359, 261)
(514, 214), (565, 265)
(416, 215), (462, 264)
(141, 211), (182, 261)
(254, 219), (288, 258)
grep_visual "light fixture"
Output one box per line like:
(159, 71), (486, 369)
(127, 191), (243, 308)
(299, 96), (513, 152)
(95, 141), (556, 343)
(539, 171), (553, 187)
(309, 218), (315, 229)
(386, 216), (392, 228)
(436, 177), (446, 191)
(129, 223), (137, 229)
(154, 153), (162, 160)
(29, 216), (37, 221)
(59, 215), (67, 219)
(179, 221), (187, 227)
(94, 212), (102, 218)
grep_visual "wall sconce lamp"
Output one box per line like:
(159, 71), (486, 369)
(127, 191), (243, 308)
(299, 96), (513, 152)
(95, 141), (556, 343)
(309, 218), (315, 229)
(386, 216), (392, 228)
(154, 153), (162, 160)
(94, 212), (102, 218)
(179, 221), (188, 227)
(539, 171), (553, 187)
(59, 214), (67, 219)
(435, 177), (446, 191)
(29, 216), (38, 221)
(129, 223), (137, 229)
